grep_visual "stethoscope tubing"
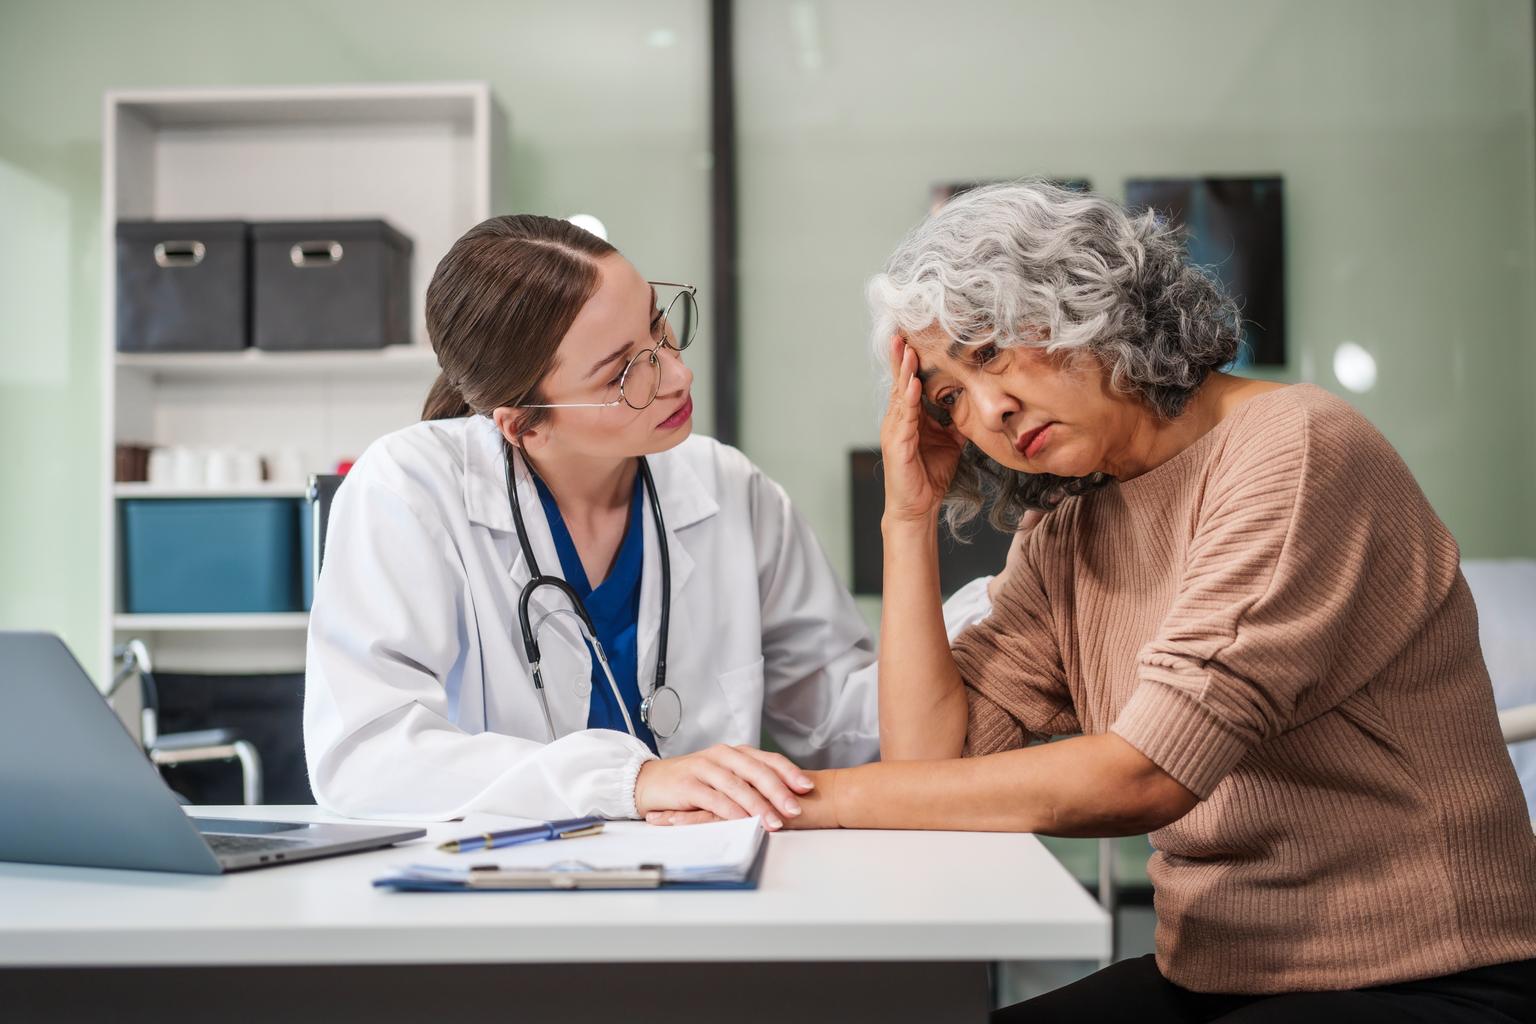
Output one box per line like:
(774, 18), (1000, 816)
(502, 442), (679, 743)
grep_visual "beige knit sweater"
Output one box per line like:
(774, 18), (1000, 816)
(951, 384), (1536, 994)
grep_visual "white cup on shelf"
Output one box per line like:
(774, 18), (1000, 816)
(233, 451), (264, 487)
(169, 446), (206, 489)
(204, 449), (238, 489)
(269, 447), (307, 488)
(146, 447), (174, 487)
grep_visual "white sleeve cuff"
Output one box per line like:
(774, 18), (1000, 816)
(613, 747), (659, 820)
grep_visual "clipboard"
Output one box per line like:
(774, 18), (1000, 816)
(372, 832), (770, 893)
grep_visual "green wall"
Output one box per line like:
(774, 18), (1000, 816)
(737, 0), (1536, 605)
(3, 0), (1535, 665)
(0, 0), (711, 666)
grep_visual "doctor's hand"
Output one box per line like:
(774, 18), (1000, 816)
(881, 335), (967, 526)
(647, 770), (843, 830)
(633, 745), (815, 831)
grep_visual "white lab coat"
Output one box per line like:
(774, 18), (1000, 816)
(304, 414), (993, 822)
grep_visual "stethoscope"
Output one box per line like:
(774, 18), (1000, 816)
(503, 443), (684, 744)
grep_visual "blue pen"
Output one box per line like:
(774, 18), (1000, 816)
(436, 816), (605, 853)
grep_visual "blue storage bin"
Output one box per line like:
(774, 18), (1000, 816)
(120, 499), (302, 614)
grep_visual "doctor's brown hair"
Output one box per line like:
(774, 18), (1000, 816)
(421, 214), (618, 424)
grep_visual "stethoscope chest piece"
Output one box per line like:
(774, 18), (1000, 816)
(640, 684), (683, 739)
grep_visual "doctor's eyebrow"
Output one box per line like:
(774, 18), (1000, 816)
(584, 345), (632, 381)
(583, 285), (658, 381)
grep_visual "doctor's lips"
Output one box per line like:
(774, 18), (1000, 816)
(658, 395), (693, 430)
(1015, 422), (1055, 459)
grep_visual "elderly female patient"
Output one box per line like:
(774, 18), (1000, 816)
(655, 183), (1536, 1020)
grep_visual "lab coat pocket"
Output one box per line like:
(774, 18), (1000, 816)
(660, 658), (764, 755)
(714, 657), (765, 744)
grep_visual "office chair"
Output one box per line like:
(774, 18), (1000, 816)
(109, 638), (263, 805)
(307, 473), (345, 594)
(1502, 705), (1536, 745)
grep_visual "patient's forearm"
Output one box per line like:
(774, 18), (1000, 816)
(877, 516), (968, 760)
(825, 733), (1198, 837)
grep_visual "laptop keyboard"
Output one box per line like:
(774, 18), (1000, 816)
(205, 833), (310, 856)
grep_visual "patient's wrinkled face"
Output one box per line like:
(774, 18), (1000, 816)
(905, 324), (1128, 480)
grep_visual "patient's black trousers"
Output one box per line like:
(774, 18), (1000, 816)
(994, 954), (1536, 1023)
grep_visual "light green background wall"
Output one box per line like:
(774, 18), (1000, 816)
(0, 0), (712, 665)
(736, 0), (1536, 610)
(3, 0), (1535, 665)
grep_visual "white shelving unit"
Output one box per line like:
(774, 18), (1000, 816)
(101, 82), (503, 679)
(115, 345), (443, 381)
(114, 484), (309, 500)
(113, 613), (311, 632)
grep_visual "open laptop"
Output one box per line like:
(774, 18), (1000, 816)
(0, 632), (424, 874)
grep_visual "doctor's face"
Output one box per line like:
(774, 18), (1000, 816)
(518, 254), (695, 460)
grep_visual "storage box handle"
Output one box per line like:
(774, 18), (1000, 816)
(290, 241), (344, 268)
(153, 241), (206, 269)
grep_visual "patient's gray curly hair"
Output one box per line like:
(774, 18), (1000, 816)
(868, 181), (1241, 531)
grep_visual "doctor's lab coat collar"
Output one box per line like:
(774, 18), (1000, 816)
(459, 414), (720, 538)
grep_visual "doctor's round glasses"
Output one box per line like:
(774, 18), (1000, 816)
(519, 282), (698, 412)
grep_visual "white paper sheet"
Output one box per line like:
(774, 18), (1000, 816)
(402, 816), (766, 883)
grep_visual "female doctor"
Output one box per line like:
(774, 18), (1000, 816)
(304, 214), (994, 828)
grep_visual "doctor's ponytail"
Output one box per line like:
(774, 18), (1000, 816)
(422, 214), (617, 423)
(422, 371), (471, 421)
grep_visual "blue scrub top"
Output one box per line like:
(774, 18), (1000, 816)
(532, 468), (658, 755)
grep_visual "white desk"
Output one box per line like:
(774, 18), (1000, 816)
(0, 805), (1109, 1023)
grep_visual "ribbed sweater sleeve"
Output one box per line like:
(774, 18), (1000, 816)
(952, 535), (1077, 756)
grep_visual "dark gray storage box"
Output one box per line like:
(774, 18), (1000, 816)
(116, 220), (249, 353)
(251, 219), (413, 351)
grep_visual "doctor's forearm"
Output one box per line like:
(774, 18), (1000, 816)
(877, 516), (968, 761)
(823, 733), (1198, 837)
